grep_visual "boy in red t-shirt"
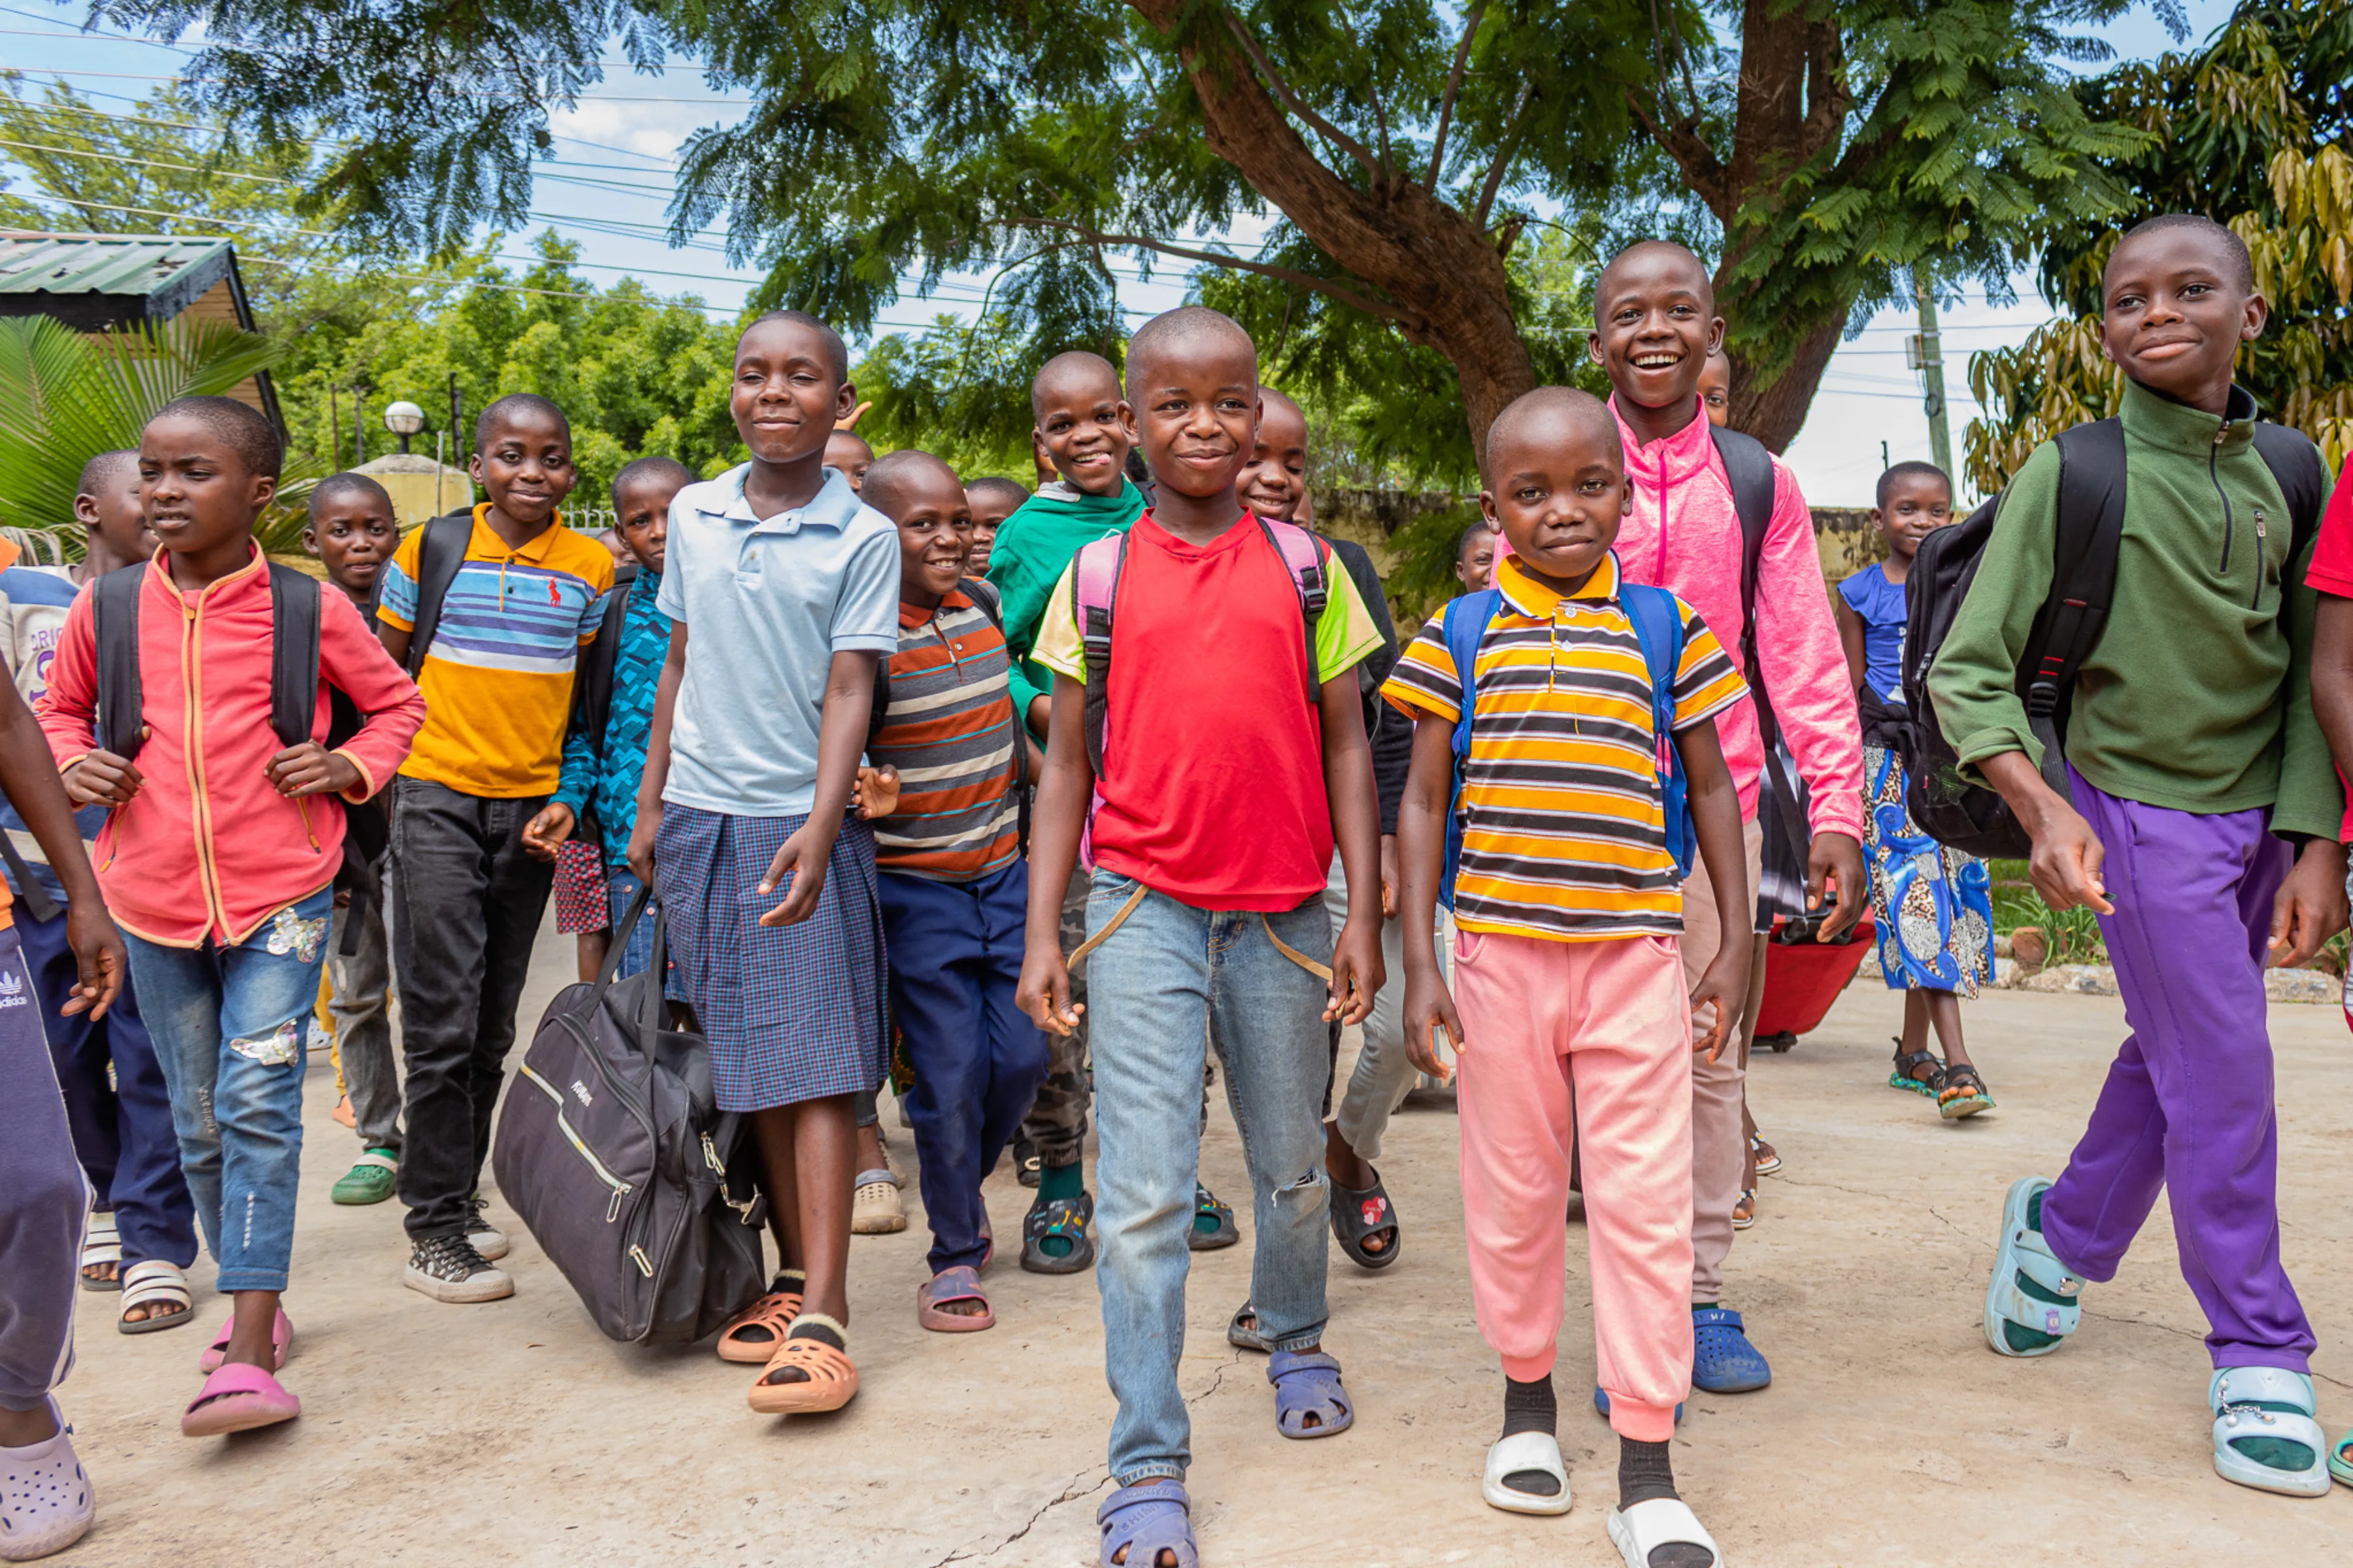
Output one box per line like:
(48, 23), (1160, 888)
(1017, 307), (1386, 1565)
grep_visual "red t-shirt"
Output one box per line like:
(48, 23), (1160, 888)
(2302, 462), (2353, 839)
(1032, 512), (1379, 910)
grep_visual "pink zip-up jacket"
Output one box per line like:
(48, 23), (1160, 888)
(37, 547), (426, 948)
(1608, 396), (1864, 841)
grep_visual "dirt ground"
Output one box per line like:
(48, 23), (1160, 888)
(48, 918), (2353, 1567)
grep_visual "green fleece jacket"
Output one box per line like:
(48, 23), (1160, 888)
(985, 478), (1148, 737)
(1929, 378), (2341, 838)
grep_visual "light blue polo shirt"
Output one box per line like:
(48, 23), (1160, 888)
(657, 463), (900, 816)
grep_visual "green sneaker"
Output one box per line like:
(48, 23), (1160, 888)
(331, 1149), (398, 1205)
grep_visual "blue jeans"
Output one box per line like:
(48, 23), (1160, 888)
(124, 886), (333, 1293)
(605, 867), (659, 982)
(1087, 871), (1335, 1485)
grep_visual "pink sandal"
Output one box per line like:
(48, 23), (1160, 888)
(198, 1307), (293, 1373)
(916, 1265), (994, 1333)
(181, 1361), (300, 1437)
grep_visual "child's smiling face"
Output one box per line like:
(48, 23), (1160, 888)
(872, 455), (974, 605)
(1237, 390), (1309, 521)
(733, 316), (855, 469)
(1589, 242), (1725, 413)
(471, 405), (575, 527)
(2099, 223), (2265, 410)
(1032, 360), (1135, 498)
(1126, 335), (1258, 503)
(1872, 470), (1953, 561)
(1480, 392), (1628, 594)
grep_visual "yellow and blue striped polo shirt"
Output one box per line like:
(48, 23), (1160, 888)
(1382, 552), (1748, 942)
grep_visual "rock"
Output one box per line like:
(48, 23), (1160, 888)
(1993, 934), (2013, 960)
(2008, 927), (2048, 973)
(2265, 967), (2340, 1005)
(2016, 964), (2117, 996)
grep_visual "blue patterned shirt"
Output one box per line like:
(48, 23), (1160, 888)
(554, 568), (672, 864)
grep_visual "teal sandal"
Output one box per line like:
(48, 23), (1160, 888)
(1889, 1041), (1944, 1097)
(2210, 1367), (2331, 1497)
(2331, 1427), (2352, 1488)
(1983, 1176), (2084, 1358)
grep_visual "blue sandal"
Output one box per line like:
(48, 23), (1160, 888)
(1983, 1175), (2083, 1358)
(1097, 1482), (1198, 1568)
(1267, 1350), (1354, 1438)
(1690, 1306), (1771, 1393)
(2332, 1427), (2352, 1488)
(2211, 1367), (2332, 1497)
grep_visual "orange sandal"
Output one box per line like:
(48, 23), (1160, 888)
(747, 1335), (859, 1415)
(716, 1280), (805, 1364)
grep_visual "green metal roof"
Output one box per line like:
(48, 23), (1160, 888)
(0, 232), (243, 328)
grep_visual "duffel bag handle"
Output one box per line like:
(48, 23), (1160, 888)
(595, 878), (676, 1043)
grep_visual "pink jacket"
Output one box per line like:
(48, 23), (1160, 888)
(38, 547), (426, 947)
(1607, 397), (1864, 841)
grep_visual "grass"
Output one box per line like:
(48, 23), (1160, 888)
(1988, 858), (2351, 976)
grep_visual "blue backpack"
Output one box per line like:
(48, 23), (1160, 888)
(1439, 576), (1694, 909)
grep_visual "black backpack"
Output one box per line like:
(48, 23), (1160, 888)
(492, 884), (768, 1345)
(1898, 409), (2329, 859)
(565, 561), (639, 848)
(91, 561), (388, 948)
(397, 510), (475, 678)
(1709, 426), (1818, 875)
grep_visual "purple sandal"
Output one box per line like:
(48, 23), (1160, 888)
(1097, 1482), (1197, 1568)
(1267, 1350), (1354, 1439)
(916, 1265), (995, 1333)
(181, 1361), (300, 1437)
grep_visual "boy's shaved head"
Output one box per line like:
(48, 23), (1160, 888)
(1484, 385), (1622, 473)
(614, 454), (693, 498)
(310, 471), (394, 517)
(1597, 239), (1714, 310)
(862, 448), (961, 519)
(474, 392), (569, 454)
(965, 476), (1029, 510)
(1124, 307), (1256, 399)
(78, 448), (137, 495)
(745, 308), (850, 382)
(1031, 350), (1122, 418)
(2110, 213), (2254, 293)
(153, 394), (283, 480)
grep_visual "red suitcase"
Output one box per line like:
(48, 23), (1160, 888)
(1752, 907), (1876, 1050)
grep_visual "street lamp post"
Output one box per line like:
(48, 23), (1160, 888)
(384, 400), (427, 456)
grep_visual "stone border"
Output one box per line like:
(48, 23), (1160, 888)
(1848, 950), (2340, 1004)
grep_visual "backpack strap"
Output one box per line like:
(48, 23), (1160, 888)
(1256, 516), (1330, 707)
(961, 577), (1028, 855)
(90, 563), (147, 763)
(2250, 420), (2329, 575)
(2028, 419), (2129, 761)
(1437, 588), (1503, 910)
(266, 563), (323, 752)
(401, 510), (474, 678)
(1074, 532), (1129, 778)
(1618, 581), (1695, 878)
(1709, 425), (1777, 691)
(570, 563), (635, 763)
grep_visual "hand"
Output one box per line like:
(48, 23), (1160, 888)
(63, 749), (142, 808)
(1805, 830), (1866, 941)
(1401, 965), (1463, 1081)
(1016, 947), (1084, 1036)
(1689, 945), (1752, 1063)
(61, 898), (124, 1021)
(853, 765), (901, 820)
(1325, 917), (1385, 1026)
(626, 806), (660, 884)
(521, 801), (576, 861)
(756, 821), (832, 926)
(2269, 839), (2349, 969)
(1378, 834), (1399, 920)
(834, 399), (873, 432)
(2025, 799), (2112, 916)
(265, 742), (361, 799)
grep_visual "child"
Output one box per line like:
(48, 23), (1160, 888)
(1833, 461), (1994, 1118)
(5, 452), (195, 1327)
(376, 392), (615, 1303)
(964, 475), (1028, 577)
(1937, 214), (2344, 1496)
(824, 429), (876, 492)
(1454, 520), (1497, 597)
(859, 448), (1048, 1331)
(41, 396), (424, 1435)
(303, 474), (409, 1206)
(1239, 388), (1415, 1273)
(1017, 307), (1387, 1565)
(549, 456), (686, 982)
(628, 310), (899, 1414)
(1695, 346), (1731, 427)
(989, 350), (1236, 1271)
(0, 547), (123, 1556)
(1589, 240), (1865, 1393)
(1392, 384), (1748, 1566)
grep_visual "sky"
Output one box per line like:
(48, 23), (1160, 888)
(0, 0), (2240, 506)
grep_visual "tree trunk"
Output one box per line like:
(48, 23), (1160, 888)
(1720, 306), (1846, 454)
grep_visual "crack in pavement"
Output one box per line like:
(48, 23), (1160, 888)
(924, 1467), (1113, 1568)
(1187, 1347), (1247, 1407)
(1775, 1175), (1988, 1250)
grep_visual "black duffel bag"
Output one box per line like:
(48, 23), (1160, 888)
(492, 884), (767, 1344)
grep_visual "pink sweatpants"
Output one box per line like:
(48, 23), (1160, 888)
(1454, 927), (1696, 1444)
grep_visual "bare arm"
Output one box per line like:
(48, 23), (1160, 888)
(0, 676), (122, 1018)
(625, 621), (688, 883)
(1397, 712), (1462, 1076)
(755, 648), (878, 925)
(1833, 595), (1867, 693)
(1016, 673), (1095, 1035)
(1674, 716), (1752, 1061)
(1319, 668), (1383, 1026)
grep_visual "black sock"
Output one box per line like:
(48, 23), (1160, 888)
(1618, 1437), (1677, 1508)
(785, 1316), (844, 1351)
(1498, 1375), (1561, 1496)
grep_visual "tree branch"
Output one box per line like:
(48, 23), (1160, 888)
(1426, 0), (1485, 192)
(1335, 7), (1394, 176)
(1624, 88), (1728, 216)
(1217, 7), (1384, 180)
(1006, 216), (1418, 326)
(1474, 82), (1533, 231)
(1645, 0), (1681, 122)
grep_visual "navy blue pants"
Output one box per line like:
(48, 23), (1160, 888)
(878, 861), (1050, 1275)
(26, 899), (195, 1270)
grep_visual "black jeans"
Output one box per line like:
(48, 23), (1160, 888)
(391, 778), (556, 1240)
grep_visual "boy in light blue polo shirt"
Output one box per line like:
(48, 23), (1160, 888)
(629, 309), (901, 1416)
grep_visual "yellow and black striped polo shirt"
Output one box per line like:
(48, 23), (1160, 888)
(1382, 552), (1748, 942)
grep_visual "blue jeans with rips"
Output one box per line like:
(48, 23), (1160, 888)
(1086, 869), (1337, 1485)
(124, 884), (333, 1294)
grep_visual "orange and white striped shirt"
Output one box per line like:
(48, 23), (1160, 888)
(1382, 552), (1748, 942)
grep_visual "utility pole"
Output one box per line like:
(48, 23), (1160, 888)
(1908, 267), (1953, 476)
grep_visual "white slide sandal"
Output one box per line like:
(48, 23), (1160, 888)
(78, 1212), (121, 1293)
(1607, 1497), (1724, 1568)
(1482, 1430), (1571, 1514)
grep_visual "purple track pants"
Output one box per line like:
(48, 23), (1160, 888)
(2040, 770), (2314, 1371)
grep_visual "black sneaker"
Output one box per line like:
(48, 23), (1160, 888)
(404, 1235), (513, 1303)
(465, 1195), (511, 1261)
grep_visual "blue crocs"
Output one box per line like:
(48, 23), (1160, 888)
(1267, 1350), (1354, 1438)
(1097, 1482), (1198, 1568)
(1690, 1306), (1771, 1393)
(2211, 1367), (2331, 1498)
(1592, 1386), (1684, 1424)
(2332, 1427), (2352, 1489)
(1983, 1175), (2084, 1358)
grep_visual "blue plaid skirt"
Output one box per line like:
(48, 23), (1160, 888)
(656, 805), (888, 1112)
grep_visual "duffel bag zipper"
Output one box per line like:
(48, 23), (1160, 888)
(517, 1061), (634, 1220)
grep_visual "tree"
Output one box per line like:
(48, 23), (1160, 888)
(97, 0), (2161, 459)
(1964, 0), (2353, 488)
